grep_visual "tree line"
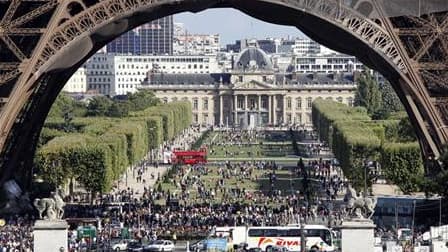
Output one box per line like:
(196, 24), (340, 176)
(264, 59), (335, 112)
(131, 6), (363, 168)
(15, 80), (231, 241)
(35, 91), (192, 198)
(312, 98), (424, 194)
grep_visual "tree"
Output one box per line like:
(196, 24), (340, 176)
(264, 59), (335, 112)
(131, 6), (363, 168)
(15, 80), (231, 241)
(48, 92), (87, 119)
(373, 81), (404, 120)
(355, 71), (382, 116)
(397, 117), (417, 142)
(62, 105), (74, 133)
(127, 90), (159, 111)
(87, 96), (113, 116)
(379, 81), (403, 113)
(107, 101), (130, 118)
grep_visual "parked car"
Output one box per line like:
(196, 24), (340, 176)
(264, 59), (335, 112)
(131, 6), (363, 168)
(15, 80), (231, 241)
(112, 239), (133, 251)
(189, 240), (205, 252)
(127, 240), (144, 251)
(144, 240), (175, 251)
(247, 248), (262, 252)
(265, 246), (289, 252)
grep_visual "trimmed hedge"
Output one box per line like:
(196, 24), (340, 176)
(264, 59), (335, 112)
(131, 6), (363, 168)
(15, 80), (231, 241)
(36, 101), (192, 193)
(332, 120), (381, 190)
(381, 142), (424, 193)
(35, 134), (115, 192)
(313, 99), (424, 193)
(312, 99), (370, 146)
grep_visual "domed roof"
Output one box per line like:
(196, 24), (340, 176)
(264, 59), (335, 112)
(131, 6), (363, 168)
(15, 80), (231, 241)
(233, 47), (273, 71)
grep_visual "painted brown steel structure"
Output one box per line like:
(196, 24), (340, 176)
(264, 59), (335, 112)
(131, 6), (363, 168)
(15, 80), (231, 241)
(0, 0), (447, 187)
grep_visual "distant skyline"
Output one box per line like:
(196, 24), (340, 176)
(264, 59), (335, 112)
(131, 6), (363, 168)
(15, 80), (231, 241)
(174, 8), (305, 45)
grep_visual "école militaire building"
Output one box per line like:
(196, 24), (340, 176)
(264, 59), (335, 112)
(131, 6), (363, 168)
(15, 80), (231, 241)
(138, 47), (357, 128)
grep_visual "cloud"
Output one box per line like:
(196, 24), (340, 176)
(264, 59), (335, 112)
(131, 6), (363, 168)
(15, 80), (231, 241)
(174, 8), (304, 45)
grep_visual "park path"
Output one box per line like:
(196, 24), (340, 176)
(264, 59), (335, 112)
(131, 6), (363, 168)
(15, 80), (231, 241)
(111, 126), (206, 196)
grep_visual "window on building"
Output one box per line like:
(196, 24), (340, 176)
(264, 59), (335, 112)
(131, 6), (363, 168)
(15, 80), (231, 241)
(286, 97), (292, 110)
(286, 113), (292, 123)
(296, 113), (302, 124)
(347, 97), (354, 107)
(306, 97), (312, 109)
(239, 76), (243, 82)
(193, 98), (198, 110)
(296, 98), (302, 109)
(193, 113), (198, 123)
(337, 97), (343, 103)
(262, 98), (268, 109)
(237, 97), (244, 109)
(203, 98), (209, 110)
(203, 113), (208, 124)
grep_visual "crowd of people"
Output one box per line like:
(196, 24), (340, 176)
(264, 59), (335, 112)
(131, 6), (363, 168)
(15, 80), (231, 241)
(0, 128), (375, 251)
(0, 216), (33, 252)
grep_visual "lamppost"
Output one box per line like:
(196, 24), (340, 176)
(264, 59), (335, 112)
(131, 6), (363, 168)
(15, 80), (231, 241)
(364, 159), (369, 197)
(300, 216), (306, 252)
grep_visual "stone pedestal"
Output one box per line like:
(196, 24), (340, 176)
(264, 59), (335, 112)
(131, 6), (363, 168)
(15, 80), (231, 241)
(34, 220), (68, 252)
(340, 219), (376, 252)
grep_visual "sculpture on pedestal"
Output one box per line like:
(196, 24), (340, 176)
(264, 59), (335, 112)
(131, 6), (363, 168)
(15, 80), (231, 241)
(34, 190), (65, 220)
(343, 185), (377, 219)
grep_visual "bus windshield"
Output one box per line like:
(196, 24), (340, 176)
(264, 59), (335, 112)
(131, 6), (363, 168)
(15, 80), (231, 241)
(306, 229), (332, 246)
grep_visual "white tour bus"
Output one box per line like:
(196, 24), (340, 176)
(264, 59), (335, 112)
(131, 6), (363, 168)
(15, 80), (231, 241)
(246, 225), (335, 252)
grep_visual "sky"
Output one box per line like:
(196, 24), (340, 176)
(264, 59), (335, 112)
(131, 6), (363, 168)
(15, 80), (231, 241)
(174, 8), (304, 45)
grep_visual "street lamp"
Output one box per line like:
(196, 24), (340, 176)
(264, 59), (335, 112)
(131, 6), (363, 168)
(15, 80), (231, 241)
(363, 159), (373, 197)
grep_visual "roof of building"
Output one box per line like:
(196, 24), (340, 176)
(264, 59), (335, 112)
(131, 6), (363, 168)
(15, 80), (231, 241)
(141, 72), (356, 86)
(233, 47), (273, 71)
(144, 73), (231, 85)
(275, 72), (355, 85)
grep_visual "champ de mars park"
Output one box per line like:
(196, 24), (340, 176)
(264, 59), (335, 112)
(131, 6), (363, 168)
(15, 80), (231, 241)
(0, 1), (448, 252)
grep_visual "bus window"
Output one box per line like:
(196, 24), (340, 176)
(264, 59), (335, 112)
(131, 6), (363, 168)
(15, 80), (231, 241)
(265, 229), (279, 237)
(286, 229), (301, 237)
(307, 229), (332, 246)
(248, 229), (264, 237)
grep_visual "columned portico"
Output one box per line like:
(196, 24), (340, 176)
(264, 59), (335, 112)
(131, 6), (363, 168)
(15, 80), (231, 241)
(258, 95), (262, 126)
(282, 95), (287, 124)
(219, 95), (224, 125)
(273, 95), (277, 125)
(268, 95), (272, 124)
(234, 95), (237, 125)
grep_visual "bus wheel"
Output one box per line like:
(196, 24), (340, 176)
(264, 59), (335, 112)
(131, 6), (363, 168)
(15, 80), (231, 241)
(310, 246), (319, 252)
(265, 245), (272, 252)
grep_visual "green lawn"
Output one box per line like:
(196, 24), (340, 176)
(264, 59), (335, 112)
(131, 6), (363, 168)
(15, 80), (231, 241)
(154, 164), (323, 206)
(205, 131), (295, 159)
(153, 131), (327, 206)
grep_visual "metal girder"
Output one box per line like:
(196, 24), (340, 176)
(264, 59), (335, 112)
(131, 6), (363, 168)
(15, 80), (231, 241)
(0, 63), (20, 70)
(0, 70), (20, 83)
(7, 28), (45, 35)
(9, 0), (58, 28)
(1, 35), (26, 61)
(0, 0), (21, 26)
(419, 62), (448, 71)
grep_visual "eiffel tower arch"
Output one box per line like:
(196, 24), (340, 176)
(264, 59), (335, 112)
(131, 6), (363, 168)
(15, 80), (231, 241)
(0, 0), (447, 187)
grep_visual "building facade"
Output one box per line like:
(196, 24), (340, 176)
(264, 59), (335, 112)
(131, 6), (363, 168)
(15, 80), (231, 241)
(85, 53), (221, 96)
(107, 16), (173, 55)
(173, 33), (220, 55)
(62, 67), (87, 93)
(294, 54), (364, 73)
(139, 47), (356, 127)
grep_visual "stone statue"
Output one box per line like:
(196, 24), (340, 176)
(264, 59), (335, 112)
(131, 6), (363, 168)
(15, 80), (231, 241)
(34, 191), (65, 220)
(343, 185), (377, 219)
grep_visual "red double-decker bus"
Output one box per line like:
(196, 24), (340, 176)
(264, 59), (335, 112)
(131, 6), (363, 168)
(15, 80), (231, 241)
(172, 147), (207, 165)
